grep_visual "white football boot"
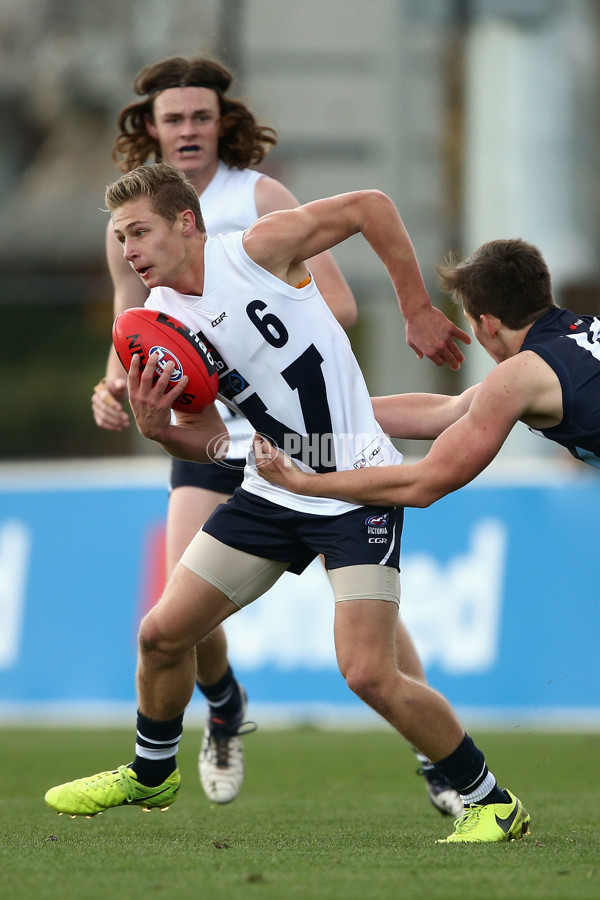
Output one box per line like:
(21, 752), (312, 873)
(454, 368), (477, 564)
(199, 687), (257, 804)
(417, 764), (464, 818)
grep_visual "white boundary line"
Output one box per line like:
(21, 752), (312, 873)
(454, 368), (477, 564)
(0, 702), (599, 731)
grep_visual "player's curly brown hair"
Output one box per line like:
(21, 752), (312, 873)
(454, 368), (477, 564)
(112, 56), (277, 173)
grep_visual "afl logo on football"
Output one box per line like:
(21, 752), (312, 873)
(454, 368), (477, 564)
(149, 345), (184, 382)
(365, 513), (389, 527)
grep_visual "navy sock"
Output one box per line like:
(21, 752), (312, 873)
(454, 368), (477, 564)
(197, 665), (242, 728)
(433, 734), (507, 806)
(130, 710), (183, 787)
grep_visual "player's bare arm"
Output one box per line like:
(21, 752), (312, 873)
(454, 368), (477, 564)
(256, 353), (554, 507)
(92, 221), (151, 431)
(244, 190), (470, 369)
(255, 176), (358, 329)
(128, 353), (229, 462)
(372, 384), (480, 441)
(253, 384), (509, 508)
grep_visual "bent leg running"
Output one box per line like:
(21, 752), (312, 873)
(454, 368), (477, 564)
(330, 564), (528, 841)
(166, 484), (232, 685)
(330, 565), (465, 762)
(137, 559), (239, 721)
(44, 535), (288, 817)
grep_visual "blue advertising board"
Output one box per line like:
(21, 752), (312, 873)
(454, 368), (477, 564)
(0, 460), (597, 726)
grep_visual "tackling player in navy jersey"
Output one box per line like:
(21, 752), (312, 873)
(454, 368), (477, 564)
(256, 238), (600, 507)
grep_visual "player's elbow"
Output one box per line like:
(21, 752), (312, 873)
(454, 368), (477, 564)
(405, 492), (434, 509)
(395, 482), (443, 509)
(363, 188), (392, 205)
(421, 482), (454, 508)
(350, 188), (394, 222)
(336, 298), (358, 329)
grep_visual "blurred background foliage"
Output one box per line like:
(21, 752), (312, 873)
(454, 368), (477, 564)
(8, 301), (130, 458)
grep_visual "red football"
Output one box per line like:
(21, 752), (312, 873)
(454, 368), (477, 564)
(112, 307), (219, 412)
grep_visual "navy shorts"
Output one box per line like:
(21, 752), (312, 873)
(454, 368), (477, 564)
(202, 487), (403, 575)
(170, 458), (246, 494)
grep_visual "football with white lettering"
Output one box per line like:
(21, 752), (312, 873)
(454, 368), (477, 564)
(112, 307), (219, 412)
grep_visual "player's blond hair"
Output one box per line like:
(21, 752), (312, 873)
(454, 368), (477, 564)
(105, 163), (205, 232)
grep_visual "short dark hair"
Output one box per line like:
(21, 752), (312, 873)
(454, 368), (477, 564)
(437, 238), (556, 329)
(105, 163), (205, 232)
(112, 56), (277, 173)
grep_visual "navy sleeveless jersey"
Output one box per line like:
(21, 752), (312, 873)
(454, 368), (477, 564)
(521, 307), (600, 466)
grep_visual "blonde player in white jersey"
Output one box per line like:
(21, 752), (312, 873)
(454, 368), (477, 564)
(91, 56), (361, 808)
(42, 165), (529, 848)
(91, 57), (462, 816)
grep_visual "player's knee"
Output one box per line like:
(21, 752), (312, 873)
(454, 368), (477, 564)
(138, 611), (184, 662)
(343, 662), (387, 708)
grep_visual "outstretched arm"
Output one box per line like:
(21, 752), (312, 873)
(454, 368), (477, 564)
(372, 384), (479, 440)
(245, 190), (470, 369)
(255, 357), (540, 507)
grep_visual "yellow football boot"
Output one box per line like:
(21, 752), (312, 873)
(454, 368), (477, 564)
(438, 790), (530, 843)
(44, 765), (180, 817)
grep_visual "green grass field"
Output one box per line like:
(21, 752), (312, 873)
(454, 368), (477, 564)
(1, 726), (598, 900)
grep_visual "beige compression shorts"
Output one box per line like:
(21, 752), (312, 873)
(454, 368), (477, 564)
(180, 532), (401, 609)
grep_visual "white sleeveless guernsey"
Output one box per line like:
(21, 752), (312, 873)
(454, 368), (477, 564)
(197, 162), (264, 457)
(200, 161), (262, 237)
(146, 231), (402, 516)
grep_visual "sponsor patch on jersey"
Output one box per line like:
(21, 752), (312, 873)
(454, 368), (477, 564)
(194, 329), (247, 401)
(219, 369), (249, 400)
(354, 438), (385, 469)
(195, 330), (228, 373)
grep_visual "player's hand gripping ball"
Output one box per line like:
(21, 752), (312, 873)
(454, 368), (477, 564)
(112, 308), (219, 412)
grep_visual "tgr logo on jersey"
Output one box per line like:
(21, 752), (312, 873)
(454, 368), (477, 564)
(149, 346), (184, 382)
(211, 312), (227, 327)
